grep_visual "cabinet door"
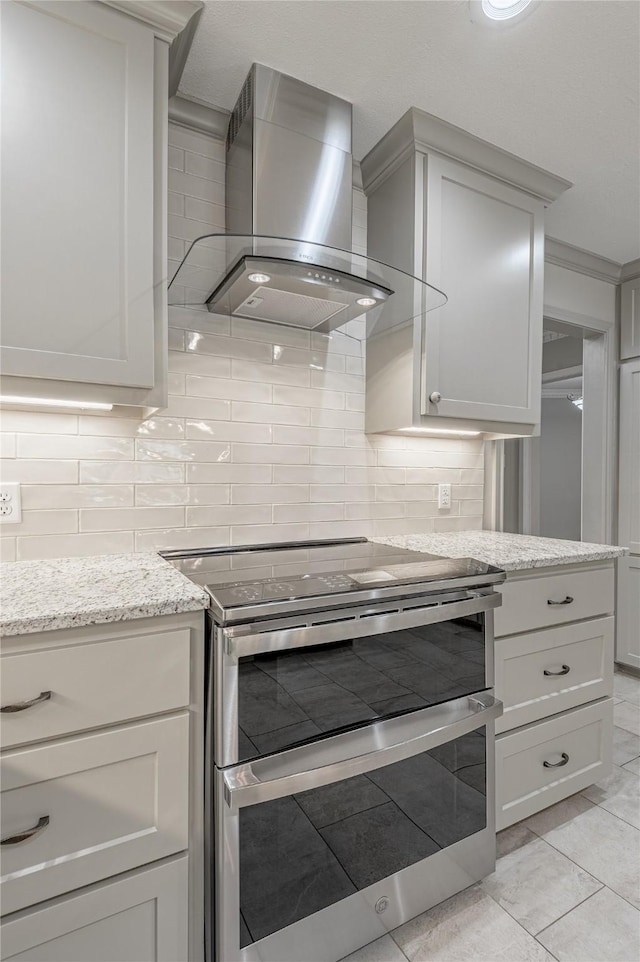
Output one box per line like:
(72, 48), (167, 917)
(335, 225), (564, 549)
(620, 278), (640, 360)
(0, 0), (155, 388)
(0, 857), (188, 962)
(422, 155), (544, 425)
(618, 358), (640, 553)
(616, 556), (640, 671)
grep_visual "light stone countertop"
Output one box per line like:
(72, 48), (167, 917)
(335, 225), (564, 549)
(371, 531), (626, 572)
(0, 553), (209, 637)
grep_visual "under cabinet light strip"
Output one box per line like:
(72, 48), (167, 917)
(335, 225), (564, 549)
(399, 427), (481, 437)
(0, 396), (113, 412)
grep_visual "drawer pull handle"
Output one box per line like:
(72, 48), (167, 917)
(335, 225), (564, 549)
(1, 815), (50, 846)
(547, 596), (574, 606)
(543, 752), (569, 769)
(0, 690), (52, 713)
(544, 665), (571, 676)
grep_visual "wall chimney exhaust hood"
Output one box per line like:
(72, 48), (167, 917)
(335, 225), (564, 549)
(168, 64), (446, 336)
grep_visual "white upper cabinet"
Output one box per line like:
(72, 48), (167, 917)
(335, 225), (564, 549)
(0, 1), (199, 407)
(620, 276), (640, 360)
(361, 109), (571, 437)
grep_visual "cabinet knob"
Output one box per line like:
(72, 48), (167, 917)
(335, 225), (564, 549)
(429, 391), (442, 404)
(547, 596), (574, 606)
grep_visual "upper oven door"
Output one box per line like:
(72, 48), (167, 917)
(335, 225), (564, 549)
(213, 587), (500, 767)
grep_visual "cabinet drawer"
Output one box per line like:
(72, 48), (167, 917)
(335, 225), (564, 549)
(494, 566), (615, 637)
(0, 715), (189, 915)
(0, 856), (188, 962)
(496, 698), (613, 830)
(0, 627), (191, 749)
(495, 617), (614, 733)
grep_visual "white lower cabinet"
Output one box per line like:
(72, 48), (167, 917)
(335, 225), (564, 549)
(494, 563), (616, 828)
(616, 555), (640, 671)
(0, 856), (188, 962)
(1, 714), (189, 915)
(0, 612), (205, 962)
(496, 698), (613, 830)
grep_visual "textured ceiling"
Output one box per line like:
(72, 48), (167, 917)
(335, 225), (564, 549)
(180, 0), (640, 263)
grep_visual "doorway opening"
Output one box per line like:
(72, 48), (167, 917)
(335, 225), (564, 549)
(502, 312), (615, 545)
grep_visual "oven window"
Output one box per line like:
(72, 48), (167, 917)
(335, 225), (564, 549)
(237, 728), (487, 947)
(236, 614), (486, 761)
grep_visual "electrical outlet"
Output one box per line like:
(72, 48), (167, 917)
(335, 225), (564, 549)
(0, 483), (22, 524)
(438, 483), (451, 510)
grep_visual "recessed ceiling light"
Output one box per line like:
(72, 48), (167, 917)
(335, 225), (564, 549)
(248, 272), (271, 284)
(356, 297), (377, 307)
(470, 0), (538, 23)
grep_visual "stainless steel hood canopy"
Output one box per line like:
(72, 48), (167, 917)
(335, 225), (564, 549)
(168, 64), (446, 335)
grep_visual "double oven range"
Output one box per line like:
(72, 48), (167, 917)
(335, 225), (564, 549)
(166, 538), (506, 962)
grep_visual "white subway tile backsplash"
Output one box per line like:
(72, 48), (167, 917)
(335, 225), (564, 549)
(273, 425), (344, 448)
(232, 443), (310, 464)
(272, 385), (345, 410)
(17, 532), (135, 560)
(22, 485), (134, 509)
(231, 358), (310, 388)
(272, 465), (344, 484)
(1, 460), (79, 484)
(135, 439), (231, 463)
(187, 463), (272, 485)
(80, 506), (185, 532)
(79, 462), (185, 484)
(186, 504), (271, 527)
(1, 411), (78, 434)
(13, 509), (78, 535)
(169, 350), (231, 378)
(17, 435), (134, 461)
(0, 434), (16, 458)
(232, 485), (309, 505)
(135, 526), (229, 553)
(185, 419), (273, 444)
(0, 123), (484, 560)
(273, 502), (344, 523)
(233, 401), (310, 426)
(186, 375), (272, 403)
(0, 539), (17, 562)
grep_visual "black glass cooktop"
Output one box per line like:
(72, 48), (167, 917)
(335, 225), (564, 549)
(163, 538), (505, 623)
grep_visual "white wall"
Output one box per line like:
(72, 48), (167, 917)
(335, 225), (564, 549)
(0, 123), (484, 562)
(539, 397), (583, 541)
(544, 263), (617, 323)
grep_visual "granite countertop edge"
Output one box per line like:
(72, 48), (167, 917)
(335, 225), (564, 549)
(370, 531), (627, 572)
(0, 552), (209, 638)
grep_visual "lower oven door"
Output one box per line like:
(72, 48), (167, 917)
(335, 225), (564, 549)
(213, 691), (502, 962)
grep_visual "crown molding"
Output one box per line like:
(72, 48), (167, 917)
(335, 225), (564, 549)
(101, 1), (203, 43)
(544, 237), (622, 284)
(168, 94), (229, 140)
(621, 257), (640, 282)
(361, 108), (572, 205)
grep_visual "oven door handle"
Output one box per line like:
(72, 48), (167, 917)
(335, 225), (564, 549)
(222, 691), (502, 812)
(222, 590), (501, 658)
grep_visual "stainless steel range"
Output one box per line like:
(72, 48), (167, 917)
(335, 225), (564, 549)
(165, 538), (506, 962)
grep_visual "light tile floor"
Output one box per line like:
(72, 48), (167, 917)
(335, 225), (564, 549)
(341, 669), (640, 962)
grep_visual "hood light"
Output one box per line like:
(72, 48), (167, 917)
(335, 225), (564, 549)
(356, 297), (377, 308)
(248, 272), (271, 284)
(0, 395), (114, 412)
(399, 427), (481, 437)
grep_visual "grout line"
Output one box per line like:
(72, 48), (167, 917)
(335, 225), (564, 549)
(533, 884), (605, 938)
